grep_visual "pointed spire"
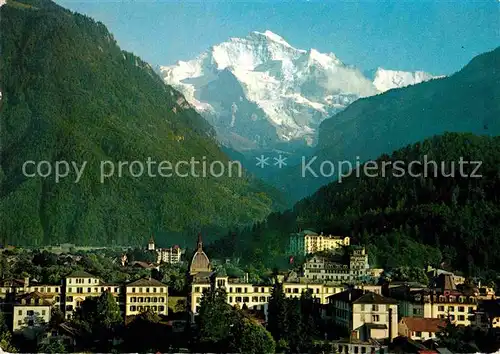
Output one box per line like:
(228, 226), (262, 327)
(197, 233), (203, 250)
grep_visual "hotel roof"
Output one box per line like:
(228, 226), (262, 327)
(328, 289), (398, 304)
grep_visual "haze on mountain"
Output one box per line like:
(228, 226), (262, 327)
(272, 46), (500, 204)
(0, 0), (285, 247)
(161, 30), (440, 151)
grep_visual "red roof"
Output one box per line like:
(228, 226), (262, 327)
(401, 317), (446, 333)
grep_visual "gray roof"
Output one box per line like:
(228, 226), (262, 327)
(328, 289), (398, 304)
(126, 278), (167, 287)
(66, 270), (97, 278)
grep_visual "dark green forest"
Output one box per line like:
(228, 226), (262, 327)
(211, 133), (500, 280)
(0, 0), (285, 247)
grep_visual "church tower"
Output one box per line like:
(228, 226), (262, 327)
(148, 236), (155, 251)
(189, 233), (211, 275)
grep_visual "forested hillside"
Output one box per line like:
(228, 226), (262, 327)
(215, 133), (500, 280)
(0, 0), (284, 246)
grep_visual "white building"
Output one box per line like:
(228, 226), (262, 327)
(328, 289), (398, 341)
(13, 292), (52, 333)
(148, 237), (182, 264)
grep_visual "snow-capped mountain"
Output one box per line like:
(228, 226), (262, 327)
(160, 30), (440, 150)
(372, 68), (442, 92)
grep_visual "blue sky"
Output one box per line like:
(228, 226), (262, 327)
(57, 0), (499, 75)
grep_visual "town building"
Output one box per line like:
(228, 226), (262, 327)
(147, 237), (183, 264)
(473, 299), (500, 330)
(329, 339), (388, 354)
(13, 292), (53, 333)
(398, 317), (445, 341)
(124, 278), (168, 317)
(62, 270), (122, 320)
(388, 274), (478, 326)
(288, 230), (350, 256)
(327, 289), (399, 342)
(302, 247), (370, 283)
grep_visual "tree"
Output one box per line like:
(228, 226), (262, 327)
(123, 309), (170, 352)
(299, 289), (319, 350)
(195, 287), (235, 352)
(37, 339), (67, 353)
(286, 298), (303, 353)
(0, 312), (18, 353)
(228, 311), (275, 354)
(71, 291), (123, 351)
(49, 307), (65, 329)
(267, 282), (288, 343)
(0, 331), (18, 353)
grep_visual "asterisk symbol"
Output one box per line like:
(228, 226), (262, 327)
(274, 155), (287, 168)
(256, 155), (269, 169)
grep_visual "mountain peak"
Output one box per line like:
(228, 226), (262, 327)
(252, 30), (292, 47)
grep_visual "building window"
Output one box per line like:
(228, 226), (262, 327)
(146, 288), (150, 293)
(27, 310), (34, 316)
(42, 310), (46, 316)
(18, 310), (22, 315)
(153, 288), (157, 293)
(372, 315), (379, 322)
(438, 306), (444, 311)
(243, 297), (249, 303)
(416, 331), (422, 337)
(360, 305), (365, 311)
(260, 296), (266, 302)
(458, 315), (465, 321)
(458, 306), (465, 312)
(159, 306), (165, 312)
(236, 297), (242, 302)
(448, 306), (454, 312)
(87, 288), (91, 293)
(372, 305), (379, 311)
(195, 287), (200, 293)
(130, 306), (136, 311)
